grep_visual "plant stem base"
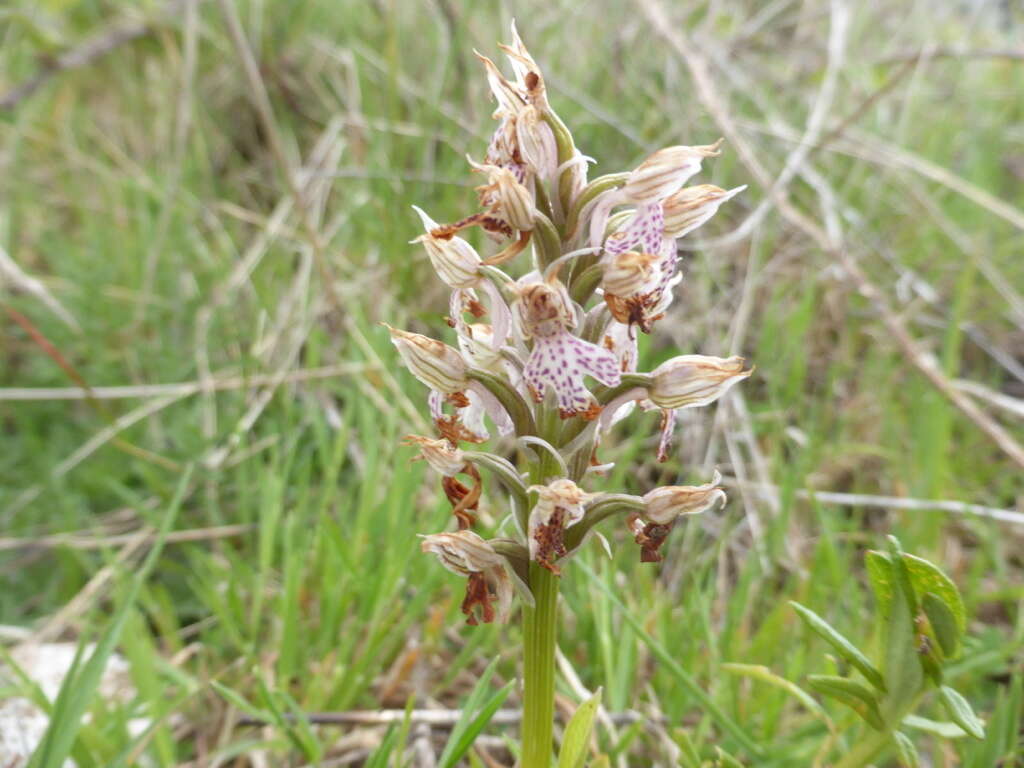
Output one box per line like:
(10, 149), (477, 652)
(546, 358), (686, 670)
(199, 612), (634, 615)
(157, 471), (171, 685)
(521, 563), (559, 767)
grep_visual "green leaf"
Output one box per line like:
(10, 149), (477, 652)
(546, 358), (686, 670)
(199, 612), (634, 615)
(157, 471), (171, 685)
(438, 658), (515, 768)
(892, 731), (920, 767)
(883, 564), (924, 717)
(887, 536), (919, 615)
(871, 547), (966, 661)
(904, 557), (966, 636)
(865, 550), (895, 620)
(807, 675), (885, 730)
(672, 730), (702, 768)
(715, 747), (746, 767)
(721, 663), (833, 729)
(558, 688), (602, 768)
(365, 725), (398, 768)
(901, 714), (968, 739)
(210, 680), (271, 722)
(938, 686), (985, 740)
(576, 561), (764, 758)
(921, 592), (960, 657)
(790, 602), (886, 692)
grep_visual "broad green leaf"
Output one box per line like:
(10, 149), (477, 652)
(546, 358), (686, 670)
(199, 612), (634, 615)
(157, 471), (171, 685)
(887, 536), (919, 615)
(921, 592), (960, 657)
(913, 610), (945, 684)
(892, 731), (920, 767)
(938, 686), (985, 740)
(901, 714), (968, 739)
(865, 550), (895, 620)
(721, 663), (833, 729)
(883, 578), (923, 717)
(558, 688), (602, 768)
(807, 675), (885, 730)
(904, 557), (966, 636)
(790, 602), (886, 692)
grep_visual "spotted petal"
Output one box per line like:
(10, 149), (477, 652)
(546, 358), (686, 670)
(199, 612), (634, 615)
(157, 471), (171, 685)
(523, 329), (621, 417)
(604, 202), (666, 257)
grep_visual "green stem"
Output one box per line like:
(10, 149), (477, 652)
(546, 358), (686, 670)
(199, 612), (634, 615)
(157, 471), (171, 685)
(833, 689), (924, 768)
(519, 403), (563, 767)
(832, 728), (892, 768)
(521, 563), (559, 768)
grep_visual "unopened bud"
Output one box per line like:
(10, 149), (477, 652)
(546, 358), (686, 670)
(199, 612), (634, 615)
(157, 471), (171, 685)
(602, 251), (659, 297)
(471, 159), (535, 231)
(622, 141), (723, 203)
(403, 435), (467, 477)
(642, 470), (726, 524)
(493, 167), (535, 231)
(516, 105), (558, 179)
(412, 206), (482, 289)
(662, 184), (746, 239)
(649, 354), (751, 409)
(385, 324), (469, 394)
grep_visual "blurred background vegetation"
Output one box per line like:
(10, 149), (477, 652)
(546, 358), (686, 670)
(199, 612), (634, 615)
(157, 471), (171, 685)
(1, 0), (1022, 765)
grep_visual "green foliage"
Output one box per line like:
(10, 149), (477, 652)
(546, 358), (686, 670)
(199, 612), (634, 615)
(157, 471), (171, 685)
(938, 686), (985, 740)
(557, 688), (602, 768)
(791, 602), (885, 692)
(438, 658), (515, 768)
(806, 675), (885, 730)
(28, 468), (192, 768)
(892, 731), (920, 767)
(788, 538), (985, 766)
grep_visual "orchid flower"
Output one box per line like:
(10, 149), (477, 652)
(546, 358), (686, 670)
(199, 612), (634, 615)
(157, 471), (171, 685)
(526, 478), (597, 573)
(404, 434), (482, 529)
(630, 470), (727, 561)
(648, 355), (753, 461)
(421, 530), (513, 624)
(411, 206), (512, 349)
(513, 274), (621, 419)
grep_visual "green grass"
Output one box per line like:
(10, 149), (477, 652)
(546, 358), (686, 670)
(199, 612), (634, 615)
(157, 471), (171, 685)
(2, 0), (1022, 765)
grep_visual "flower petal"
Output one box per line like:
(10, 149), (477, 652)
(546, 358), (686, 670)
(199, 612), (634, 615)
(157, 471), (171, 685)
(657, 407), (678, 463)
(523, 330), (621, 417)
(604, 202), (665, 256)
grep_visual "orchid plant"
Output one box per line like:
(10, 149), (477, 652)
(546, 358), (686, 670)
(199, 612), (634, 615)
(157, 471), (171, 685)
(387, 24), (751, 765)
(385, 25), (988, 768)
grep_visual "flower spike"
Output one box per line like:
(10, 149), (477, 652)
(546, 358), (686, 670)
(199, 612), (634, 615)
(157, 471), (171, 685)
(391, 25), (749, 646)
